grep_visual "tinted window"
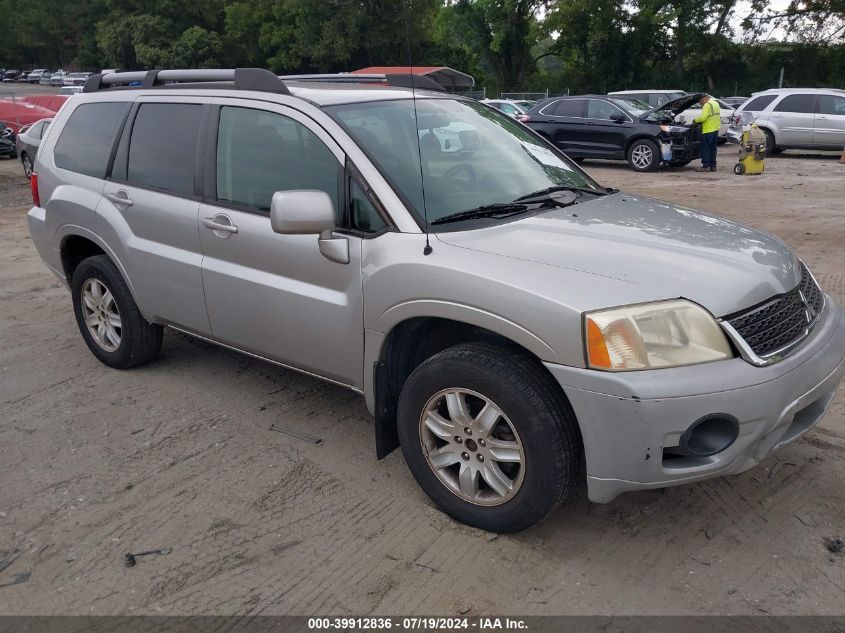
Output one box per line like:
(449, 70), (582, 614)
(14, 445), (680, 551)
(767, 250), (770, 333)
(54, 102), (129, 178)
(774, 94), (816, 114)
(742, 95), (777, 112)
(216, 106), (339, 213)
(552, 99), (586, 117)
(127, 103), (201, 196)
(587, 99), (624, 120)
(349, 179), (386, 233)
(818, 94), (845, 115)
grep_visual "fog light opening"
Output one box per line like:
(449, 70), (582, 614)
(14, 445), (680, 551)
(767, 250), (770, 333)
(679, 414), (739, 457)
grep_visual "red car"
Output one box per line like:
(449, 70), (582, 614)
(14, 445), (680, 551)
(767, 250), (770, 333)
(0, 95), (66, 132)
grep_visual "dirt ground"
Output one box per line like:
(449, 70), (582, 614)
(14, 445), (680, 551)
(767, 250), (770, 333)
(1, 147), (844, 616)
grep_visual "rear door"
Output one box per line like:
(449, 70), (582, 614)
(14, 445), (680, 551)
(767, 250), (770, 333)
(536, 98), (587, 152)
(770, 93), (817, 146)
(814, 93), (845, 149)
(101, 98), (211, 334)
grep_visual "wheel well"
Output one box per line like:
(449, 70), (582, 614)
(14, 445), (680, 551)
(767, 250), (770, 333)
(61, 235), (105, 281)
(624, 135), (658, 155)
(373, 317), (576, 458)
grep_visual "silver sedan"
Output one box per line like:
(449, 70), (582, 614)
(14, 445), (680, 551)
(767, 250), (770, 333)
(15, 118), (51, 178)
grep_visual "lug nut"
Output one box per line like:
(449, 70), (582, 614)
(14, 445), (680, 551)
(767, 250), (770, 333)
(476, 454), (484, 462)
(461, 452), (470, 461)
(454, 436), (462, 443)
(464, 427), (472, 435)
(479, 439), (486, 447)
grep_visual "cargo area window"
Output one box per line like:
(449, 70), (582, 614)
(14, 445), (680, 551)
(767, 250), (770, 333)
(215, 106), (340, 213)
(127, 103), (201, 196)
(54, 102), (129, 178)
(742, 95), (777, 112)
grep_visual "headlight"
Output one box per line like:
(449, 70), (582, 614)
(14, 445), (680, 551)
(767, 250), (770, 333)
(584, 300), (733, 371)
(660, 124), (688, 133)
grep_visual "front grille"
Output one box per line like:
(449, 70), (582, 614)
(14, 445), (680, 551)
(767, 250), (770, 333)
(725, 263), (824, 359)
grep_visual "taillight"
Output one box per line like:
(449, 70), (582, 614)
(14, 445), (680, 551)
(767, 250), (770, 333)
(518, 115), (531, 123)
(31, 172), (40, 207)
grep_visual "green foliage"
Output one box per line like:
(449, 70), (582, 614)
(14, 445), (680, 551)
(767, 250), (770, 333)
(0, 0), (841, 96)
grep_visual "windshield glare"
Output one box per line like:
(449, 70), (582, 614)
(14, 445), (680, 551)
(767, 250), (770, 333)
(328, 98), (601, 224)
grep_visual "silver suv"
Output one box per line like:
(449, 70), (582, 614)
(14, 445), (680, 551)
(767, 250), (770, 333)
(727, 88), (845, 153)
(28, 69), (845, 532)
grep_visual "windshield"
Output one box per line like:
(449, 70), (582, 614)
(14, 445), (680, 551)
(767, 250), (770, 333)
(328, 98), (601, 225)
(610, 97), (649, 115)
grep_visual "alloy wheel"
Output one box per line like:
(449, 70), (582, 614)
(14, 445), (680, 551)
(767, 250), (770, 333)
(631, 144), (653, 169)
(22, 155), (32, 178)
(81, 278), (122, 352)
(419, 388), (525, 506)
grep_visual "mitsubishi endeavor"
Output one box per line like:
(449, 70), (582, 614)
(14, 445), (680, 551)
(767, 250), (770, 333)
(27, 69), (845, 532)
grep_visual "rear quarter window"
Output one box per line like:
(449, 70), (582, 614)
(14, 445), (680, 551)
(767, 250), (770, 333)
(53, 102), (129, 178)
(741, 95), (777, 113)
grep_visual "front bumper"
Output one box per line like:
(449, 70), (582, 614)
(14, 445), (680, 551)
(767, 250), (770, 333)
(544, 298), (845, 503)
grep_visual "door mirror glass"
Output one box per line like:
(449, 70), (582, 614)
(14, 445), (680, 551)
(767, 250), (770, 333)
(270, 190), (336, 235)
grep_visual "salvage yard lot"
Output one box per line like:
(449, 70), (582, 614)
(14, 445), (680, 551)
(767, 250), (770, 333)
(1, 149), (843, 615)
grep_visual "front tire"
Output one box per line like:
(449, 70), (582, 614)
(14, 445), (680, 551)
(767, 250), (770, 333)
(627, 139), (660, 172)
(71, 255), (163, 369)
(397, 343), (581, 533)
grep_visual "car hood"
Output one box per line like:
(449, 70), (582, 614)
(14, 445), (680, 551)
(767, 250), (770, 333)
(644, 93), (704, 117)
(435, 193), (800, 318)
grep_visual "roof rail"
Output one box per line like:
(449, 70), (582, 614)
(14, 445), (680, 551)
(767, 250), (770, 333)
(82, 68), (291, 95)
(280, 73), (445, 92)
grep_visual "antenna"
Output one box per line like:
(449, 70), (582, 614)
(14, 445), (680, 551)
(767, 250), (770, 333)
(403, 1), (433, 256)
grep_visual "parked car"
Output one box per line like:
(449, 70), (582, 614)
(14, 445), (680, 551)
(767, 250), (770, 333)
(20, 94), (69, 112)
(49, 71), (66, 86)
(480, 99), (528, 118)
(3, 70), (22, 82)
(674, 96), (735, 141)
(27, 69), (845, 533)
(0, 121), (16, 158)
(727, 88), (845, 154)
(58, 86), (83, 96)
(26, 69), (51, 84)
(520, 93), (702, 171)
(15, 117), (50, 177)
(607, 89), (687, 107)
(0, 98), (57, 132)
(721, 96), (748, 108)
(63, 72), (92, 86)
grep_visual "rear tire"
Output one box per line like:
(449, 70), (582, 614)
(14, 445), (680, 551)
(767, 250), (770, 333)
(762, 128), (778, 156)
(21, 152), (32, 178)
(71, 255), (163, 369)
(627, 139), (660, 172)
(397, 342), (581, 533)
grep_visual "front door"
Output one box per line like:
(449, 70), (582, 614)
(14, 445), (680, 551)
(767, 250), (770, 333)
(198, 102), (364, 388)
(581, 99), (631, 158)
(814, 93), (845, 149)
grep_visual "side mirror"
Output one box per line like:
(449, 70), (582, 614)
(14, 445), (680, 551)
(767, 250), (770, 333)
(270, 190), (349, 264)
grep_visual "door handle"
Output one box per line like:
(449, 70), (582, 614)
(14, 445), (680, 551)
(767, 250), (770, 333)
(106, 191), (133, 207)
(202, 216), (239, 236)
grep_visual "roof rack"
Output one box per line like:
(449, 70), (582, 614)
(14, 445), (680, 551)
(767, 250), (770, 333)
(280, 73), (445, 92)
(83, 68), (290, 95)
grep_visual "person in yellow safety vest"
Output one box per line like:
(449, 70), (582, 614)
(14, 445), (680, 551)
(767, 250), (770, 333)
(694, 94), (721, 172)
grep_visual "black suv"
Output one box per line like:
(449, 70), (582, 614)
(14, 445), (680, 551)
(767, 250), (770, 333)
(520, 94), (703, 171)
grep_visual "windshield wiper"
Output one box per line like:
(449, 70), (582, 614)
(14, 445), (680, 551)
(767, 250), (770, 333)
(513, 185), (607, 202)
(431, 203), (531, 225)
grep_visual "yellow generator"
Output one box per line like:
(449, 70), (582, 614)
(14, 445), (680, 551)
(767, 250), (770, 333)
(734, 124), (766, 175)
